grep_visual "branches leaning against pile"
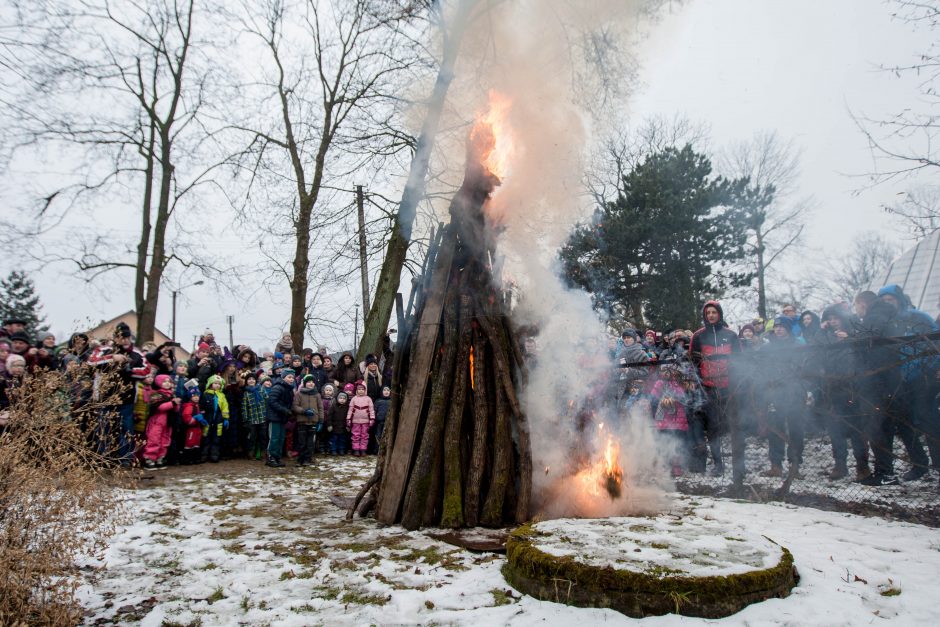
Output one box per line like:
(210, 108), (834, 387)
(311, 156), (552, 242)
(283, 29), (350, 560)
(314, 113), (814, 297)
(0, 368), (133, 626)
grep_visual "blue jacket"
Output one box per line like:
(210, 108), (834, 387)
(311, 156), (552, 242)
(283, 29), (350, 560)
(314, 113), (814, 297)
(877, 284), (940, 381)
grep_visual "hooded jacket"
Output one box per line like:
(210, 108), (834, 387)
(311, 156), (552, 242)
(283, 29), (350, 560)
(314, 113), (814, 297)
(690, 300), (740, 389)
(876, 284), (940, 381)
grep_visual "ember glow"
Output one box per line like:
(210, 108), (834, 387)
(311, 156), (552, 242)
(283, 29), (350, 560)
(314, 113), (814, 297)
(469, 345), (475, 390)
(469, 90), (514, 181)
(575, 431), (625, 501)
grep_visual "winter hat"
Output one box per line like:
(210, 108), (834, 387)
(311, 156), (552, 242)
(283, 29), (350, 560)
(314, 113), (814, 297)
(621, 329), (639, 341)
(8, 331), (30, 343)
(310, 352), (323, 361)
(206, 374), (225, 389)
(114, 322), (132, 338)
(302, 374), (316, 386)
(257, 373), (270, 385)
(280, 368), (296, 378)
(382, 386), (391, 396)
(343, 383), (355, 394)
(355, 381), (366, 391)
(302, 347), (313, 356)
(5, 354), (26, 370)
(773, 316), (791, 332)
(365, 354), (378, 366)
(273, 351), (284, 360)
(154, 374), (172, 388)
(337, 391), (349, 402)
(188, 387), (201, 401)
(37, 332), (55, 344)
(197, 342), (211, 353)
(322, 383), (335, 395)
(739, 324), (755, 337)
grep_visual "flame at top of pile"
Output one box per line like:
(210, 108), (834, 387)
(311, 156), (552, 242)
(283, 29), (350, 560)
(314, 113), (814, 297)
(469, 90), (515, 183)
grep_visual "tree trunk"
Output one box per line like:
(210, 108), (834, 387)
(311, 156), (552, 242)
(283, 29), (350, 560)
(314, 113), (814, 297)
(756, 232), (767, 320)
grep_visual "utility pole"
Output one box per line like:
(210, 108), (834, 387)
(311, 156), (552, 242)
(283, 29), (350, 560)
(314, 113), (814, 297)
(356, 185), (370, 315)
(354, 304), (360, 352)
(226, 315), (234, 350)
(171, 290), (178, 342)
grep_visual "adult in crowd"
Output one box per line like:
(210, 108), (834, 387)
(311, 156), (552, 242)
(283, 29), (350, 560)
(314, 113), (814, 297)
(689, 300), (743, 483)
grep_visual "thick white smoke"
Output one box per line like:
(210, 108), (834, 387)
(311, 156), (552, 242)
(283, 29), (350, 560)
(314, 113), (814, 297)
(437, 0), (672, 517)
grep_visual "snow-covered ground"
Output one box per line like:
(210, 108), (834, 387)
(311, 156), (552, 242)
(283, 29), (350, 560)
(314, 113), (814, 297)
(78, 456), (940, 626)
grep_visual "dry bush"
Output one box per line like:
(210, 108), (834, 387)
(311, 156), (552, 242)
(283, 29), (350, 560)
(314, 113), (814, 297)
(0, 367), (133, 626)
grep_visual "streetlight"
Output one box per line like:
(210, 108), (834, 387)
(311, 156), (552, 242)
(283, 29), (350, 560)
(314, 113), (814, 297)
(172, 280), (204, 342)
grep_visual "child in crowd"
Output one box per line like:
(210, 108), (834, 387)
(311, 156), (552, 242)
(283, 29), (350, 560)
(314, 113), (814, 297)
(142, 374), (177, 468)
(319, 383), (334, 453)
(133, 372), (154, 438)
(241, 374), (268, 461)
(348, 382), (375, 456)
(374, 386), (391, 451)
(200, 374), (229, 463)
(292, 375), (323, 466)
(651, 366), (690, 477)
(180, 387), (205, 464)
(327, 391), (350, 455)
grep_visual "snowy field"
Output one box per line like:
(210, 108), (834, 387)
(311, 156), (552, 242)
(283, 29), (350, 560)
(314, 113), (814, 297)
(78, 456), (940, 626)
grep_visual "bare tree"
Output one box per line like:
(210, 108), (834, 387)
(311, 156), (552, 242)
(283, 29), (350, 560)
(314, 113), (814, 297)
(228, 0), (425, 351)
(0, 0), (227, 343)
(826, 231), (901, 303)
(720, 130), (811, 320)
(853, 1), (940, 185)
(885, 185), (940, 239)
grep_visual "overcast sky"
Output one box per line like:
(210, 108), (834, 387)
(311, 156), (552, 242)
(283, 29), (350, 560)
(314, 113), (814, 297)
(7, 0), (936, 348)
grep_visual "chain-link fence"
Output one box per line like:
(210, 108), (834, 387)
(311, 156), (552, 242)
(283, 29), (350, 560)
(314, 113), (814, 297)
(615, 334), (940, 528)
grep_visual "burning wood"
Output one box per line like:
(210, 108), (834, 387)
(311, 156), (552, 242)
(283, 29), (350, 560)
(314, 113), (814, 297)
(354, 92), (533, 530)
(576, 431), (626, 502)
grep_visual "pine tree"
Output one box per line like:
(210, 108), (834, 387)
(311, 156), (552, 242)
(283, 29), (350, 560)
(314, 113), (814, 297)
(560, 145), (753, 330)
(0, 271), (50, 337)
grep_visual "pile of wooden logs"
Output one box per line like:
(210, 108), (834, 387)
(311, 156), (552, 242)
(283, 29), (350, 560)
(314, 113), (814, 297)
(348, 134), (532, 530)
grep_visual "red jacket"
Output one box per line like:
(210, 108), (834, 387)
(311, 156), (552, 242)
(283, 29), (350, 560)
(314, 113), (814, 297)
(690, 301), (740, 389)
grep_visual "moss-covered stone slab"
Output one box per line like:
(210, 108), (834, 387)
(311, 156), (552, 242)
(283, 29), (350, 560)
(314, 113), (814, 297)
(503, 516), (798, 618)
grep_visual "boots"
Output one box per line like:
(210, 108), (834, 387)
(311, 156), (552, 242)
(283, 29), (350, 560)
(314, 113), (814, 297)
(856, 461), (872, 482)
(761, 464), (783, 478)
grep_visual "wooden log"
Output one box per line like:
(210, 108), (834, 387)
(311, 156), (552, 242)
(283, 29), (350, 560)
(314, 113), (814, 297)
(463, 326), (491, 527)
(423, 440), (444, 528)
(480, 383), (512, 527)
(478, 309), (532, 523)
(400, 287), (460, 530)
(375, 228), (457, 524)
(440, 295), (473, 528)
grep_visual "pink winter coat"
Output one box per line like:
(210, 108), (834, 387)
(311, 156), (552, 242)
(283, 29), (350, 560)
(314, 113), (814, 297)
(347, 395), (375, 427)
(651, 379), (689, 431)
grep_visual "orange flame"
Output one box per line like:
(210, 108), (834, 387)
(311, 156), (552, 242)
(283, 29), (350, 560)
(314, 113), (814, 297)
(470, 90), (514, 180)
(574, 433), (624, 500)
(469, 345), (475, 390)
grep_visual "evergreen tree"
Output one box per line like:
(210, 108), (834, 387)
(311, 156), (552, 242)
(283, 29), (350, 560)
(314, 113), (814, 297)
(0, 271), (50, 337)
(561, 145), (752, 330)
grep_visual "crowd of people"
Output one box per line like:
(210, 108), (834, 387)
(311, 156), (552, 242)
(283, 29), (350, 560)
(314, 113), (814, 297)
(0, 321), (392, 470)
(606, 284), (940, 492)
(2, 282), (939, 495)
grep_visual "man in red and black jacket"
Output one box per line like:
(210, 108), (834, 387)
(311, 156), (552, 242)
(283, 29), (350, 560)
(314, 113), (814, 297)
(690, 300), (743, 483)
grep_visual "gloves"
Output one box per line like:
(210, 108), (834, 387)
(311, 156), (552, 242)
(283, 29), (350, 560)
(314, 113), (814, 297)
(195, 414), (208, 427)
(223, 419), (230, 430)
(316, 422), (324, 433)
(304, 409), (314, 416)
(327, 425), (333, 432)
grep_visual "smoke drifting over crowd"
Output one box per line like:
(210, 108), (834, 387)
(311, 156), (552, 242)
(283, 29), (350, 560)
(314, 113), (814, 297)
(433, 0), (671, 517)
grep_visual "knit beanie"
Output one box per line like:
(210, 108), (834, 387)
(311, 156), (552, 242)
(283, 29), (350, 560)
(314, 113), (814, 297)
(206, 374), (225, 389)
(154, 374), (172, 388)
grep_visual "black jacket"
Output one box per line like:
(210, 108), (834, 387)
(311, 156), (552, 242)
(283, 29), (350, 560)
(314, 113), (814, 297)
(266, 378), (295, 423)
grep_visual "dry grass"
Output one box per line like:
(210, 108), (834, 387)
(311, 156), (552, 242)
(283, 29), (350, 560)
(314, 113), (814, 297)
(0, 368), (132, 625)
